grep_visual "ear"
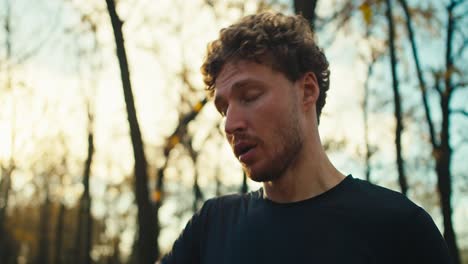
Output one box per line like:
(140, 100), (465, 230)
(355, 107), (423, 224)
(300, 72), (319, 112)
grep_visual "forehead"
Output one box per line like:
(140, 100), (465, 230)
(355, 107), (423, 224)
(215, 60), (259, 87)
(214, 60), (273, 96)
(215, 61), (243, 89)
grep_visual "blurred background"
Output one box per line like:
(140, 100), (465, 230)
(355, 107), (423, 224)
(0, 0), (467, 263)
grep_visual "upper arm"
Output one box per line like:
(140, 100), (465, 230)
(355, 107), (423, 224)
(401, 207), (452, 264)
(160, 200), (213, 264)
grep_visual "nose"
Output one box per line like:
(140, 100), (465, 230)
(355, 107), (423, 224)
(224, 105), (247, 135)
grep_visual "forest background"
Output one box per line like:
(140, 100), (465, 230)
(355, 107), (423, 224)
(0, 0), (467, 263)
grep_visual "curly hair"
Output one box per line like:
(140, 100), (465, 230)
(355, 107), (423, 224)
(201, 11), (330, 122)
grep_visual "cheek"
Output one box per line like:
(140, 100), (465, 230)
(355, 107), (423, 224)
(254, 94), (286, 120)
(248, 91), (294, 134)
(253, 105), (289, 143)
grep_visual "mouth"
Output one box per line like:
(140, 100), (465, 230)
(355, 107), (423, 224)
(234, 141), (257, 160)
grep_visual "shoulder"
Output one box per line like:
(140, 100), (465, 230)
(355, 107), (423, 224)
(346, 177), (419, 216)
(345, 177), (450, 262)
(198, 190), (261, 218)
(339, 176), (430, 232)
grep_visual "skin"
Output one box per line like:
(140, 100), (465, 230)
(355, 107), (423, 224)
(214, 60), (345, 203)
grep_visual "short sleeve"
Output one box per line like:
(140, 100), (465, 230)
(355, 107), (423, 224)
(159, 199), (214, 264)
(401, 206), (452, 264)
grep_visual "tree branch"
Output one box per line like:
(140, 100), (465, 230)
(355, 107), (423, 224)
(398, 0), (438, 147)
(450, 108), (468, 117)
(453, 33), (467, 59)
(433, 71), (444, 97)
(453, 81), (467, 90)
(315, 1), (354, 29)
(452, 0), (465, 9)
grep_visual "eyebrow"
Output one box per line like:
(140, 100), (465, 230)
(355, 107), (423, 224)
(232, 79), (265, 90)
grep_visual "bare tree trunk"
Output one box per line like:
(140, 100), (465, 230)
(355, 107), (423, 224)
(398, 0), (460, 261)
(0, 167), (13, 263)
(241, 172), (248, 193)
(0, 1), (15, 261)
(192, 173), (203, 212)
(74, 103), (95, 264)
(0, 168), (12, 235)
(54, 203), (65, 264)
(110, 237), (121, 264)
(186, 141), (203, 212)
(294, 0), (318, 31)
(81, 127), (94, 264)
(151, 164), (165, 263)
(362, 54), (378, 182)
(215, 167), (222, 197)
(385, 0), (408, 195)
(74, 201), (83, 264)
(105, 0), (158, 262)
(37, 184), (51, 264)
(435, 2), (460, 263)
(0, 0), (13, 235)
(397, 0), (437, 147)
(436, 103), (458, 264)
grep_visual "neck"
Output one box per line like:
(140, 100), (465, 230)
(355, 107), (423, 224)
(262, 133), (346, 203)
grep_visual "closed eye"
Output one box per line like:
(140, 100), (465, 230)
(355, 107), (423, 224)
(241, 91), (262, 104)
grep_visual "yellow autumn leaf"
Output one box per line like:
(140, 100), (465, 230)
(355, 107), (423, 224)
(169, 135), (180, 148)
(194, 101), (203, 113)
(359, 3), (372, 26)
(152, 191), (162, 202)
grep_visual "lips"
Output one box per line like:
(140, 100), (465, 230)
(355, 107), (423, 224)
(233, 141), (257, 160)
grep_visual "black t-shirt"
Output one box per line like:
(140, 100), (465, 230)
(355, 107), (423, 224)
(161, 175), (451, 263)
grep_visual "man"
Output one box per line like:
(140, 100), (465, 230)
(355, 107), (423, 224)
(160, 12), (451, 264)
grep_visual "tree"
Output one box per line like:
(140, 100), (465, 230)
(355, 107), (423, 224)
(294, 0), (319, 31)
(385, 0), (408, 195)
(72, 13), (100, 264)
(36, 172), (52, 264)
(0, 1), (15, 251)
(74, 95), (95, 264)
(396, 0), (467, 262)
(105, 0), (158, 262)
(53, 154), (68, 264)
(360, 46), (382, 182)
(308, 1), (467, 259)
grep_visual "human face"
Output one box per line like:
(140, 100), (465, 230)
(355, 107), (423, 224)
(214, 60), (304, 182)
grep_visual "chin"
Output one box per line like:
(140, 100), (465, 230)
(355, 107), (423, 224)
(244, 166), (278, 182)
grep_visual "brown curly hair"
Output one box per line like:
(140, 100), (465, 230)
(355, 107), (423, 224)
(201, 11), (330, 122)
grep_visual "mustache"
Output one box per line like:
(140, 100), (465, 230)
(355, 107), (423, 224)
(229, 132), (259, 145)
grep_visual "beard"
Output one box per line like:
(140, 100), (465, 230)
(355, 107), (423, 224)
(244, 102), (304, 182)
